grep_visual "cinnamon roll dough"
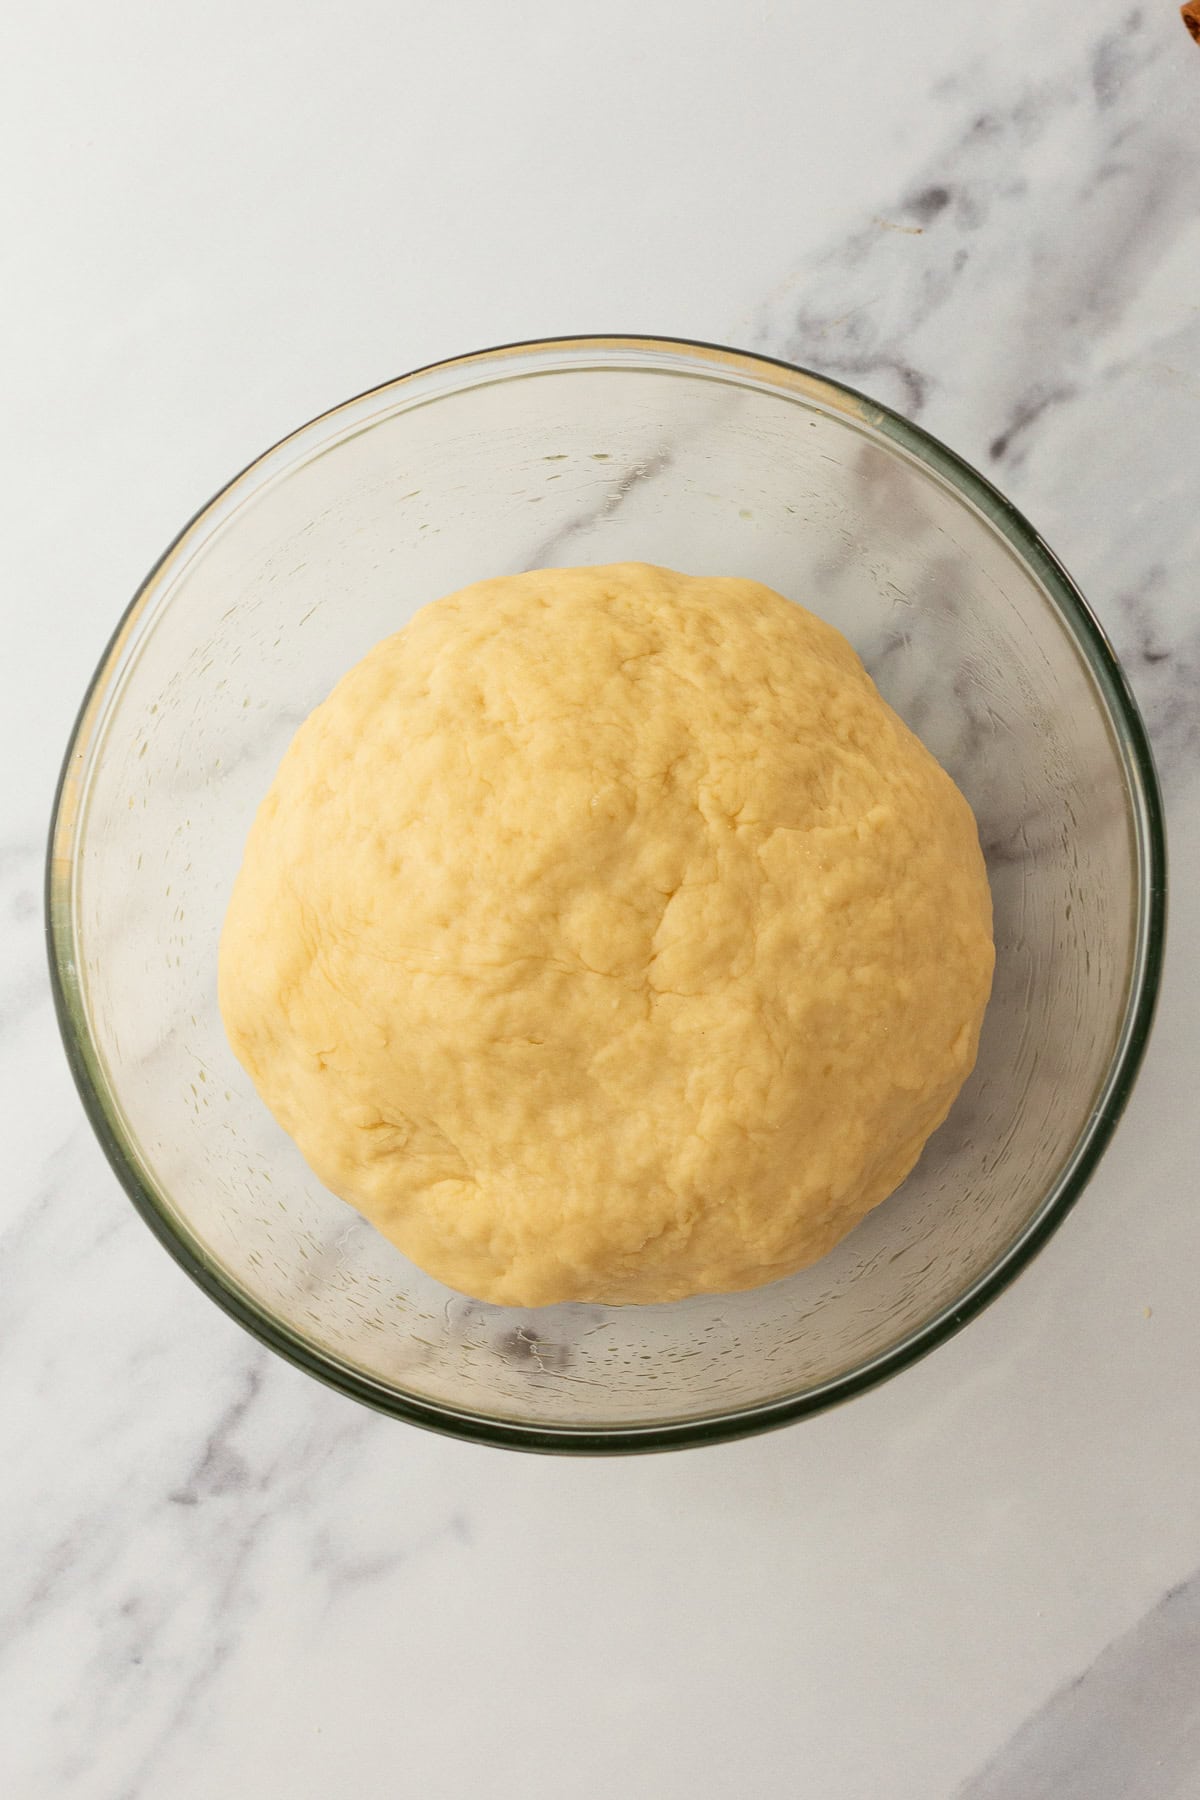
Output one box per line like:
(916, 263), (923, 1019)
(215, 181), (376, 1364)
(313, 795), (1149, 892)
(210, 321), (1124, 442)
(219, 563), (993, 1307)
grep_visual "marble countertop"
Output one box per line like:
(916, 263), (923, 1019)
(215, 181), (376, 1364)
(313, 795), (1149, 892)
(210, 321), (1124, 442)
(5, 2), (1200, 1794)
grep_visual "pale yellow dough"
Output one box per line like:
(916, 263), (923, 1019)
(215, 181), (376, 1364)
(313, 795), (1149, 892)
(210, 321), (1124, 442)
(220, 563), (994, 1307)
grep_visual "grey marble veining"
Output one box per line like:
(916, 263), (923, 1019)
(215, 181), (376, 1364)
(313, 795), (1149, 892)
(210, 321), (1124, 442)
(960, 1569), (1200, 1798)
(4, 2), (1200, 1796)
(751, 3), (1200, 790)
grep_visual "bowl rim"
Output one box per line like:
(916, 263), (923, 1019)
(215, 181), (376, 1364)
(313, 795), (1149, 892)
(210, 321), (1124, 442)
(46, 333), (1167, 1454)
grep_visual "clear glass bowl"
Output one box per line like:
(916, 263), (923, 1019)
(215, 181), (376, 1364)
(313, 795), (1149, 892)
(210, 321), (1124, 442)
(48, 337), (1165, 1453)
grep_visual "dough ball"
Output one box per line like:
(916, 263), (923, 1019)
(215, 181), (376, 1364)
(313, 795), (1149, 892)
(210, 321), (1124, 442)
(219, 563), (993, 1307)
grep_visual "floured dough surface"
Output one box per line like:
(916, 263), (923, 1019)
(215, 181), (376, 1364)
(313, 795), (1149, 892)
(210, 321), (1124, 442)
(219, 563), (994, 1307)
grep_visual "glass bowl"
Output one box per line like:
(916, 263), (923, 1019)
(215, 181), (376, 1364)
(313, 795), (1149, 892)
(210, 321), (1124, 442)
(47, 336), (1165, 1453)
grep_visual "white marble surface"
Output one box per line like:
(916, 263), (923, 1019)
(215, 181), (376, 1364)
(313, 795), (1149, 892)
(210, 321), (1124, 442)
(4, 2), (1200, 1794)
